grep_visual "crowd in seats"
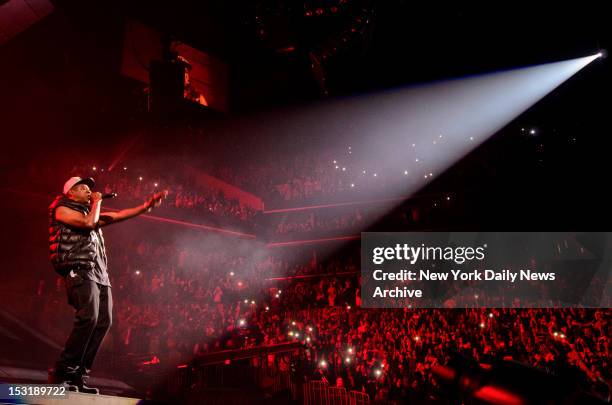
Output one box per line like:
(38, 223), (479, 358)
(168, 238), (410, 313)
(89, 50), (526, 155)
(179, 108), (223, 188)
(67, 161), (460, 241)
(208, 145), (497, 208)
(33, 230), (611, 402)
(30, 158), (604, 401)
(266, 306), (610, 402)
(211, 153), (424, 206)
(272, 209), (366, 237)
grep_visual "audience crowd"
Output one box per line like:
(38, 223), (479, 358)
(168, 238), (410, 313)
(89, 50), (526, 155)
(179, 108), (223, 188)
(33, 233), (610, 402)
(27, 158), (604, 402)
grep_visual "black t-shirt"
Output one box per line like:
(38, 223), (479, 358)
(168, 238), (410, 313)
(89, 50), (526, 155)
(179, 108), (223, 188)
(88, 228), (111, 287)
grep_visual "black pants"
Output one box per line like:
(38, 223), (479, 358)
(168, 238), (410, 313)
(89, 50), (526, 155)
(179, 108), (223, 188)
(55, 274), (112, 376)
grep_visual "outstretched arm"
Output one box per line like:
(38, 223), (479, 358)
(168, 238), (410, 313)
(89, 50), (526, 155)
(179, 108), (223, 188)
(98, 190), (168, 227)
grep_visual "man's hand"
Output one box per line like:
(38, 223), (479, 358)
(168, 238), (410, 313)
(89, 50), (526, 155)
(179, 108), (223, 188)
(91, 192), (103, 204)
(145, 190), (169, 211)
(98, 190), (169, 227)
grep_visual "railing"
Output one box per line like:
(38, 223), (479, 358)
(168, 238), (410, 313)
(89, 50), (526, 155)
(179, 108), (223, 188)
(303, 380), (370, 405)
(151, 342), (303, 403)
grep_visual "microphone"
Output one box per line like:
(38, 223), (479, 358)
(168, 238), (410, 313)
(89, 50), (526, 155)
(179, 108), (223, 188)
(101, 192), (118, 199)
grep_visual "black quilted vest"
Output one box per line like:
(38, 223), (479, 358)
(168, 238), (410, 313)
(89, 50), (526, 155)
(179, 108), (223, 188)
(48, 196), (108, 276)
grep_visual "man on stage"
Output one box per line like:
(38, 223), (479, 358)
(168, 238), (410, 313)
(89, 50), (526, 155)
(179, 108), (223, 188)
(48, 176), (167, 393)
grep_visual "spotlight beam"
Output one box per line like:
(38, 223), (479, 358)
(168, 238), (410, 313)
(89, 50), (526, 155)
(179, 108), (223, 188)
(241, 54), (603, 266)
(253, 54), (601, 209)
